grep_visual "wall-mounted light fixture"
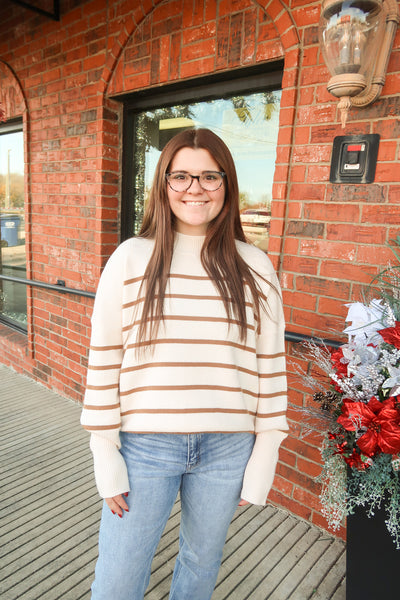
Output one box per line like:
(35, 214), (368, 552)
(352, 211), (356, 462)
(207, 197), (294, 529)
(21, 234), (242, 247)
(319, 0), (399, 127)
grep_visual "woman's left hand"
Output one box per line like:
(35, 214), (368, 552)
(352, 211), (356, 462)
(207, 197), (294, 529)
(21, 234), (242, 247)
(105, 492), (129, 517)
(238, 499), (250, 506)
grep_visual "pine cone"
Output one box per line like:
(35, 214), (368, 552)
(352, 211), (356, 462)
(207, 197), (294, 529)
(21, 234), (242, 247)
(313, 392), (325, 404)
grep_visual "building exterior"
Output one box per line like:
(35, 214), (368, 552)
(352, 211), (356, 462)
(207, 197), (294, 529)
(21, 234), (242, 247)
(0, 0), (399, 539)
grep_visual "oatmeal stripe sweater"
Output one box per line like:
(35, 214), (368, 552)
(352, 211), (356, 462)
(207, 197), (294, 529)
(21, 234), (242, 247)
(81, 232), (288, 503)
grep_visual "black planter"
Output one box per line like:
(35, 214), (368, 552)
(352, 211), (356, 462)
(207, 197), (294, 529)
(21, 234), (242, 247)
(346, 501), (399, 600)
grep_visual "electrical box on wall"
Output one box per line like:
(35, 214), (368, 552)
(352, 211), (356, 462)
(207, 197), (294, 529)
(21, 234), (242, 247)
(329, 134), (380, 184)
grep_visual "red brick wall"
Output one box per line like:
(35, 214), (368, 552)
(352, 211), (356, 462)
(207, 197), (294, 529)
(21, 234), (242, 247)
(0, 0), (399, 538)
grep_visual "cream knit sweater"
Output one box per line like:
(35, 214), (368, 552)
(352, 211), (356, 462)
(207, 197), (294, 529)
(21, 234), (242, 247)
(81, 232), (288, 503)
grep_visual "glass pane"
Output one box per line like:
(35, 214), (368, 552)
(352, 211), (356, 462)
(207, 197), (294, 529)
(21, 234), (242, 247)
(0, 128), (27, 329)
(132, 90), (281, 251)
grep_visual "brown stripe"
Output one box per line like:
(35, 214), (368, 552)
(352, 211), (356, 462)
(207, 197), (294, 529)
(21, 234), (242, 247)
(126, 338), (256, 353)
(122, 293), (248, 310)
(120, 362), (258, 376)
(82, 424), (121, 431)
(258, 391), (287, 399)
(90, 344), (123, 351)
(123, 297), (145, 309)
(166, 294), (252, 308)
(121, 408), (257, 416)
(88, 364), (121, 371)
(256, 410), (287, 418)
(82, 403), (120, 410)
(170, 274), (209, 281)
(124, 315), (255, 331)
(124, 274), (211, 285)
(120, 385), (258, 397)
(259, 371), (286, 379)
(257, 352), (286, 359)
(164, 293), (236, 302)
(86, 383), (119, 391)
(124, 276), (144, 286)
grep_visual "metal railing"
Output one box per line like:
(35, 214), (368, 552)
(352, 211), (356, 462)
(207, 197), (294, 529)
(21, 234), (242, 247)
(0, 274), (95, 299)
(284, 330), (341, 348)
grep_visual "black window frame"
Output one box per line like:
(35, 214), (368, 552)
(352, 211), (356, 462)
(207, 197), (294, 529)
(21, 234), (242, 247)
(115, 61), (284, 242)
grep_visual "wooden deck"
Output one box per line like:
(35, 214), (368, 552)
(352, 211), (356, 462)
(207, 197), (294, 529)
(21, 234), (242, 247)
(0, 365), (346, 599)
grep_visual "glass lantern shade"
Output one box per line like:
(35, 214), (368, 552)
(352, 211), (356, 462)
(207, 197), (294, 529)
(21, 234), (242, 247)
(319, 0), (383, 97)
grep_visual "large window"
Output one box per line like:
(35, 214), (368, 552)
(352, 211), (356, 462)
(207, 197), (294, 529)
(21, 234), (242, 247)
(121, 65), (282, 251)
(0, 120), (26, 331)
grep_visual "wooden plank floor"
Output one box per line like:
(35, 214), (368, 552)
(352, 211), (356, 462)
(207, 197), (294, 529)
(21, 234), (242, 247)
(0, 365), (346, 599)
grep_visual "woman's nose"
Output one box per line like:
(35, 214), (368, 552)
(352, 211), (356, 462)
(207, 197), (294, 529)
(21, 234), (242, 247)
(187, 176), (203, 193)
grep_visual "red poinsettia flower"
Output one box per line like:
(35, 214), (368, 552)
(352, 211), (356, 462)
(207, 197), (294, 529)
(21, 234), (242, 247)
(328, 432), (371, 469)
(379, 321), (400, 349)
(329, 347), (351, 393)
(337, 396), (400, 457)
(330, 347), (348, 378)
(344, 449), (371, 470)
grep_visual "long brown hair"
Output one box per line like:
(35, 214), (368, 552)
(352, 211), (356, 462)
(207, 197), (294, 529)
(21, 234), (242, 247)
(137, 128), (276, 345)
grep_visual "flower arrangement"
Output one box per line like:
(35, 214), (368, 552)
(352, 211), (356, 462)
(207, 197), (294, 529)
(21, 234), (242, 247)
(297, 235), (400, 547)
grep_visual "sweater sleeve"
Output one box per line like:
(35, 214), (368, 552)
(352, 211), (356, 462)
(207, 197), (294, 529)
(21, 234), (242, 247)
(241, 253), (289, 504)
(240, 430), (288, 504)
(81, 245), (130, 498)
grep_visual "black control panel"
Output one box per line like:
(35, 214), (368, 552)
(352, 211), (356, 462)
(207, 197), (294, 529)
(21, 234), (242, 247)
(329, 134), (380, 184)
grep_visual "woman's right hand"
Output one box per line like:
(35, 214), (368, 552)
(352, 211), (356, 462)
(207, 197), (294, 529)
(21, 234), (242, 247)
(105, 492), (129, 518)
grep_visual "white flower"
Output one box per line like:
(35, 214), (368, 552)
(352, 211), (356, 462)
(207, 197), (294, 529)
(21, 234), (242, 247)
(382, 365), (400, 391)
(340, 343), (380, 381)
(342, 343), (380, 366)
(343, 299), (390, 344)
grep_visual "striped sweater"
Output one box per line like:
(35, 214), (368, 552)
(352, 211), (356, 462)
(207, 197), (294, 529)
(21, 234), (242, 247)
(81, 232), (288, 503)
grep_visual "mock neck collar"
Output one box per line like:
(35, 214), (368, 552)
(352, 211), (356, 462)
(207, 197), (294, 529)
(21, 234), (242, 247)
(174, 231), (206, 253)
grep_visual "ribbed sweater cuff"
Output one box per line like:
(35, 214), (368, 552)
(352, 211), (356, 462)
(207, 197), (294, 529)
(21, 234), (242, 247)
(240, 429), (288, 505)
(90, 434), (130, 499)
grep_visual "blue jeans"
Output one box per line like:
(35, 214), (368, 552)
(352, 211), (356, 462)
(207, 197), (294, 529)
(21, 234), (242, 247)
(91, 432), (255, 600)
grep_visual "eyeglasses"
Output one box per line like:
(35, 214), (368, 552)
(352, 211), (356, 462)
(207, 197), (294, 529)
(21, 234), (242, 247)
(166, 171), (226, 192)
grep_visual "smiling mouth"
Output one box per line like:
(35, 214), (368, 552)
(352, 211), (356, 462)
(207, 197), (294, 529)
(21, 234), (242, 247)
(184, 201), (208, 206)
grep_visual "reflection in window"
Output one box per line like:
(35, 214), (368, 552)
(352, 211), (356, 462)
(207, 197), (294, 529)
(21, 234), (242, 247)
(133, 91), (281, 251)
(0, 123), (26, 330)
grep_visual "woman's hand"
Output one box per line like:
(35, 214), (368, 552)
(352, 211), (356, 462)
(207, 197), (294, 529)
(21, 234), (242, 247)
(105, 492), (129, 517)
(238, 499), (250, 506)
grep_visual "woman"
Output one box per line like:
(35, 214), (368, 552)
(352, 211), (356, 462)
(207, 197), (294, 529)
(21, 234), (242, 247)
(81, 128), (288, 599)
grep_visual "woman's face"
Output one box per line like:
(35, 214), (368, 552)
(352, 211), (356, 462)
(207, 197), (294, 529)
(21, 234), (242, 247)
(166, 147), (225, 236)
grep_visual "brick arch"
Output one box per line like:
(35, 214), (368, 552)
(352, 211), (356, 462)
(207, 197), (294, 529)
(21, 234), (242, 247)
(254, 0), (300, 50)
(100, 0), (164, 97)
(253, 0), (301, 89)
(0, 60), (27, 118)
(102, 0), (300, 98)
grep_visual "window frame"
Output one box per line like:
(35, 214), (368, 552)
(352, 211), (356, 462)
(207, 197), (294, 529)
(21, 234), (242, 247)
(117, 62), (283, 242)
(0, 117), (27, 333)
